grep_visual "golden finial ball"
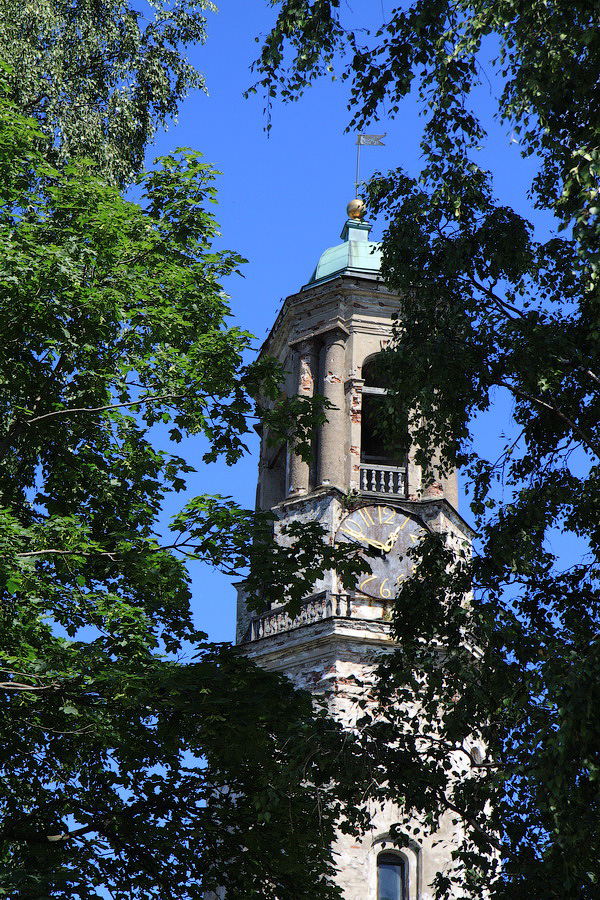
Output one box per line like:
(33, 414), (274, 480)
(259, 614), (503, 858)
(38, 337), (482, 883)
(347, 198), (365, 220)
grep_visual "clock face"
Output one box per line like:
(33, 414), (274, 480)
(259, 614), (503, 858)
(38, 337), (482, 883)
(335, 504), (426, 600)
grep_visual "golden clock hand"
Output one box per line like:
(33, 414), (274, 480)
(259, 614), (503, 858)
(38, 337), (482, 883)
(383, 525), (402, 553)
(361, 536), (388, 551)
(341, 525), (388, 552)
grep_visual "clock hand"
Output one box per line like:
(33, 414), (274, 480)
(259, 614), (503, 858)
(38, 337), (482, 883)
(346, 534), (388, 551)
(362, 536), (388, 551)
(383, 525), (402, 553)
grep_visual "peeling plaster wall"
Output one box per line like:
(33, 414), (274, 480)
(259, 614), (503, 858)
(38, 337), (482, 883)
(255, 272), (458, 509)
(241, 615), (467, 900)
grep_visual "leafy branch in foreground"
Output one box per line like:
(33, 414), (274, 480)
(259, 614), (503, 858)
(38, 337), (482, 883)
(0, 0), (216, 185)
(253, 1), (600, 896)
(0, 92), (367, 899)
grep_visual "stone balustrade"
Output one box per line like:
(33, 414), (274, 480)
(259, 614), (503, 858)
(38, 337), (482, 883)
(360, 463), (407, 496)
(244, 592), (353, 642)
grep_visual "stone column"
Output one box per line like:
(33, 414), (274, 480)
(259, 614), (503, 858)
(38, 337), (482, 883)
(317, 329), (347, 488)
(287, 339), (318, 495)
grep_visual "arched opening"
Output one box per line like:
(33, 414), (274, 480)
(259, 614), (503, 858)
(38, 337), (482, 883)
(361, 356), (391, 465)
(360, 355), (408, 495)
(377, 852), (407, 900)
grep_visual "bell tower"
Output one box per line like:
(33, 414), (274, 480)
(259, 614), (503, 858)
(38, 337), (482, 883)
(236, 204), (473, 900)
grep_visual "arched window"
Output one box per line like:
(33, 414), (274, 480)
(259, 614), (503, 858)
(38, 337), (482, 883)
(361, 356), (392, 465)
(360, 356), (408, 495)
(377, 852), (407, 900)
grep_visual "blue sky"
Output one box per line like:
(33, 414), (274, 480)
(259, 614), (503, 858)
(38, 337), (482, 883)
(145, 2), (558, 645)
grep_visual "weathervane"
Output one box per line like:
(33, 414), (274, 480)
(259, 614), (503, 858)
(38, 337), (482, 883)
(354, 133), (386, 200)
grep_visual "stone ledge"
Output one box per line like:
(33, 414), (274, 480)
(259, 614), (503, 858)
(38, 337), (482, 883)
(240, 614), (394, 661)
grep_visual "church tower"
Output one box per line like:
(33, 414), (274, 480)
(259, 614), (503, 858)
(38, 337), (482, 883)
(236, 204), (473, 900)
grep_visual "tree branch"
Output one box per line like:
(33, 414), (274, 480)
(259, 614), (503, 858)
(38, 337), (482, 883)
(490, 378), (600, 458)
(439, 792), (504, 853)
(0, 681), (61, 692)
(24, 392), (189, 425)
(465, 272), (600, 389)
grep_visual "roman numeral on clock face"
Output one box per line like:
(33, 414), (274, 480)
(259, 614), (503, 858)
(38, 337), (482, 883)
(335, 505), (425, 600)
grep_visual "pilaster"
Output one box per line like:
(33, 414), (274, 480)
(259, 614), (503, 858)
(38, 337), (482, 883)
(287, 338), (319, 496)
(317, 328), (348, 490)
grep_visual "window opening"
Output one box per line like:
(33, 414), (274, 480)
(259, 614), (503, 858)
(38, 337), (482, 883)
(377, 852), (407, 900)
(361, 356), (407, 466)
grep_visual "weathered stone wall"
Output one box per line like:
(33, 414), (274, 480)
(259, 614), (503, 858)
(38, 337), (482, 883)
(240, 614), (466, 900)
(238, 269), (472, 899)
(255, 272), (458, 511)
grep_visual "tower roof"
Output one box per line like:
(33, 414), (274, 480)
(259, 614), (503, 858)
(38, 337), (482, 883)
(306, 217), (382, 286)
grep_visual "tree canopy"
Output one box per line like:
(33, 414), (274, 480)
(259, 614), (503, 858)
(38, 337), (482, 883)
(0, 23), (368, 898)
(0, 0), (214, 185)
(254, 1), (600, 897)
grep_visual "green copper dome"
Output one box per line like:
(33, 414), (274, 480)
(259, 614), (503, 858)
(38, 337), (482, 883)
(307, 219), (382, 286)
